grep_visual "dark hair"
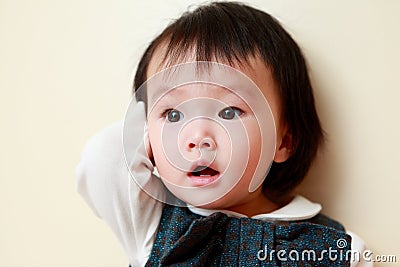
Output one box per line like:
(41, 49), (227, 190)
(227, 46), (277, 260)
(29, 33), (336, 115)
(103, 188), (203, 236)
(133, 1), (324, 202)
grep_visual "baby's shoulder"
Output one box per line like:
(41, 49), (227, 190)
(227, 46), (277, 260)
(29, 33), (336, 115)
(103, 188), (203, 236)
(305, 213), (346, 232)
(303, 214), (372, 266)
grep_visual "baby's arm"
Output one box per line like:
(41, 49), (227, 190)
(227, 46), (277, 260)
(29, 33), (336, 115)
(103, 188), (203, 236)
(75, 103), (165, 266)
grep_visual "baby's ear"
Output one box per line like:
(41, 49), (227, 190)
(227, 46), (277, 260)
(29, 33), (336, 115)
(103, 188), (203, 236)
(274, 130), (293, 163)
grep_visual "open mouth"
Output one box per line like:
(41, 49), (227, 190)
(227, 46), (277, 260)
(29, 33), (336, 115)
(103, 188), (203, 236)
(187, 165), (220, 186)
(191, 165), (219, 176)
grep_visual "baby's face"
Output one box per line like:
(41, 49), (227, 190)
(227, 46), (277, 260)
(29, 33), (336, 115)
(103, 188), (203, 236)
(145, 57), (285, 209)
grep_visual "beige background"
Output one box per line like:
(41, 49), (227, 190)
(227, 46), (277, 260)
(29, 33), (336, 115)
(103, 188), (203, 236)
(1, 0), (399, 266)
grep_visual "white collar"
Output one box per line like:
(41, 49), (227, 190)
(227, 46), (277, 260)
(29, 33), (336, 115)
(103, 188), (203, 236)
(187, 195), (322, 222)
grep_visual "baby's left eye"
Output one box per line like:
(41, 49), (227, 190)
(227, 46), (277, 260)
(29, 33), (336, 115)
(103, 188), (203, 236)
(218, 107), (243, 120)
(164, 109), (184, 122)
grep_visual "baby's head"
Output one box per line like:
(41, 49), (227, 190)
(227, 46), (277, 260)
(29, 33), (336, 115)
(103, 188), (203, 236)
(133, 2), (323, 208)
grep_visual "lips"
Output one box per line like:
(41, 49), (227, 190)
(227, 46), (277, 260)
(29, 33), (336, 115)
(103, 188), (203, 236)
(187, 163), (220, 186)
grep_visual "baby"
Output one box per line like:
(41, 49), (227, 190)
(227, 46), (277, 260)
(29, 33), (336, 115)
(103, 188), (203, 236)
(77, 2), (371, 266)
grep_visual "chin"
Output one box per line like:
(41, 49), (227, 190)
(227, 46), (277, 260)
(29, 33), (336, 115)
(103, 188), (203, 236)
(192, 195), (234, 210)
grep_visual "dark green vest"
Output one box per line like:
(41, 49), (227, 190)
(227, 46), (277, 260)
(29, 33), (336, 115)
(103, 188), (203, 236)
(145, 204), (351, 266)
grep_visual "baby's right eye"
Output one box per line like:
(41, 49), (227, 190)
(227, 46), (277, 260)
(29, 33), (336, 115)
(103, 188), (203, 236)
(164, 109), (184, 122)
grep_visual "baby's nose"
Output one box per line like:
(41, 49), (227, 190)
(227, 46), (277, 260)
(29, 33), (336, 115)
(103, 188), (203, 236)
(188, 137), (216, 151)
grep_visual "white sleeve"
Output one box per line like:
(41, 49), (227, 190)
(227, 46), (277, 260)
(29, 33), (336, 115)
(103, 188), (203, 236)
(348, 230), (373, 267)
(75, 121), (165, 267)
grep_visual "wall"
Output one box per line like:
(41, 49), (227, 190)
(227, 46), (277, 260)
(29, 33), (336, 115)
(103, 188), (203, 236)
(0, 0), (399, 266)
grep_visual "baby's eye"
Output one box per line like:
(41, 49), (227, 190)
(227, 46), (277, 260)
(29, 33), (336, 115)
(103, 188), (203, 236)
(165, 109), (184, 122)
(218, 107), (243, 120)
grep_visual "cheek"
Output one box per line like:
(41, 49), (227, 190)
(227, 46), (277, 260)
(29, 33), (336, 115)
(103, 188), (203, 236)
(245, 119), (261, 146)
(147, 123), (164, 164)
(148, 124), (177, 183)
(266, 98), (284, 143)
(244, 120), (262, 169)
(147, 121), (185, 184)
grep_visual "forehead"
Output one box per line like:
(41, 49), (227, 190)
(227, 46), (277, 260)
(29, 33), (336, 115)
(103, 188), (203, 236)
(147, 44), (273, 86)
(146, 46), (279, 104)
(151, 83), (246, 108)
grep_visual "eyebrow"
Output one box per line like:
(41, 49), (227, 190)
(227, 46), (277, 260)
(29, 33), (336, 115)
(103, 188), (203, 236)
(149, 86), (248, 110)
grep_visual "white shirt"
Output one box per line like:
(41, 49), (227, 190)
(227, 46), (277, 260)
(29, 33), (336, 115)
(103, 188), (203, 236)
(76, 121), (372, 267)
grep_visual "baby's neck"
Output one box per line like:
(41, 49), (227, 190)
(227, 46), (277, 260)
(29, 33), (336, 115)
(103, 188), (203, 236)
(225, 192), (291, 217)
(226, 201), (278, 217)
